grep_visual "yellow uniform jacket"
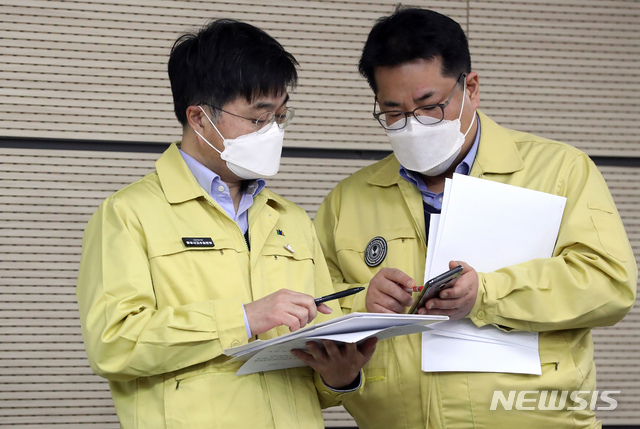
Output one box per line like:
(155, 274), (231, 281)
(77, 143), (352, 429)
(314, 111), (637, 429)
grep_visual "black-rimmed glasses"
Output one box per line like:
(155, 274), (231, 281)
(205, 105), (295, 134)
(373, 74), (465, 130)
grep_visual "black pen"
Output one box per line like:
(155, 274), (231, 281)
(314, 287), (365, 305)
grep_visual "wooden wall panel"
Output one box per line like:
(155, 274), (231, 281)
(0, 147), (371, 427)
(1, 147), (639, 425)
(1, 0), (639, 426)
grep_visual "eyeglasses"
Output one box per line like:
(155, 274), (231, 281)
(373, 74), (465, 130)
(205, 105), (295, 134)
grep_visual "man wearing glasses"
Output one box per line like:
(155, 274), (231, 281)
(314, 7), (636, 429)
(76, 19), (375, 429)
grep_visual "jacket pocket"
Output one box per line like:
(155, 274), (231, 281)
(261, 241), (314, 262)
(536, 339), (583, 392)
(260, 241), (316, 296)
(148, 235), (241, 259)
(147, 237), (250, 304)
(164, 369), (269, 429)
(335, 227), (418, 273)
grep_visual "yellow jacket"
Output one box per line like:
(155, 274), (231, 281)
(314, 111), (637, 429)
(77, 143), (352, 429)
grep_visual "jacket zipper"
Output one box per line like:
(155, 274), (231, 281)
(204, 198), (250, 253)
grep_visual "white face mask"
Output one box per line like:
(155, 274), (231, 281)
(385, 81), (476, 176)
(192, 106), (284, 180)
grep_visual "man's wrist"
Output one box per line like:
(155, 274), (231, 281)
(323, 371), (362, 392)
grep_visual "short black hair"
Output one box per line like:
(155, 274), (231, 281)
(168, 19), (298, 125)
(359, 7), (471, 93)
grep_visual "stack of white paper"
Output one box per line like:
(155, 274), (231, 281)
(223, 312), (447, 375)
(422, 174), (566, 375)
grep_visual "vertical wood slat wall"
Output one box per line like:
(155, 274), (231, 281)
(0, 0), (638, 427)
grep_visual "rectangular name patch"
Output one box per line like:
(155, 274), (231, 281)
(182, 237), (215, 248)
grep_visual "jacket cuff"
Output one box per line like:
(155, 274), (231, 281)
(212, 298), (248, 350)
(468, 272), (489, 327)
(314, 370), (364, 408)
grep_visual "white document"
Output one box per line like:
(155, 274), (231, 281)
(223, 312), (447, 375)
(422, 174), (566, 375)
(428, 319), (538, 349)
(423, 319), (541, 374)
(424, 213), (440, 278)
(422, 330), (542, 374)
(427, 174), (566, 277)
(236, 323), (436, 376)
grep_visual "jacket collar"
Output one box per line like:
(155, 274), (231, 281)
(156, 142), (288, 210)
(367, 153), (403, 187)
(156, 143), (207, 204)
(470, 110), (524, 176)
(367, 110), (524, 188)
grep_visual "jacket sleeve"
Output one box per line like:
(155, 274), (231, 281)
(76, 197), (248, 382)
(470, 153), (637, 332)
(314, 187), (369, 314)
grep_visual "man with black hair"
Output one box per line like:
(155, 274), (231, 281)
(77, 19), (375, 429)
(314, 7), (636, 429)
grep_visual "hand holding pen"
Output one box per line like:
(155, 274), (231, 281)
(244, 287), (364, 337)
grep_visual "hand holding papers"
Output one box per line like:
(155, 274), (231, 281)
(224, 312), (447, 375)
(422, 174), (566, 375)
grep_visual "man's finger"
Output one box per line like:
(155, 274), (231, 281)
(359, 337), (378, 358)
(321, 340), (342, 360)
(425, 297), (461, 310)
(291, 349), (314, 365)
(316, 303), (333, 314)
(372, 295), (407, 314)
(370, 303), (400, 314)
(379, 267), (416, 289)
(373, 278), (413, 308)
(439, 283), (467, 299)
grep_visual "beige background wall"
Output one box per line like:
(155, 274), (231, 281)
(1, 0), (638, 427)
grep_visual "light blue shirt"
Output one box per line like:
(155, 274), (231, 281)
(179, 149), (265, 234)
(400, 114), (481, 210)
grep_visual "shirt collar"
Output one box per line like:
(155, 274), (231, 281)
(178, 148), (265, 198)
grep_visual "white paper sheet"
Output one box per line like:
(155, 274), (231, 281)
(427, 174), (566, 277)
(424, 213), (440, 280)
(427, 319), (538, 349)
(421, 174), (566, 375)
(422, 331), (542, 374)
(236, 323), (436, 376)
(222, 312), (447, 375)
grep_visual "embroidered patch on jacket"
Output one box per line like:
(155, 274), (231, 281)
(364, 236), (387, 267)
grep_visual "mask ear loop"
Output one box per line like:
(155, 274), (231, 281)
(457, 78), (476, 138)
(192, 106), (225, 155)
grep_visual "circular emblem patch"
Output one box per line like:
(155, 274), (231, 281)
(364, 236), (387, 267)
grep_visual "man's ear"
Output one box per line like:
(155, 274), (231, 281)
(465, 72), (480, 110)
(186, 105), (207, 133)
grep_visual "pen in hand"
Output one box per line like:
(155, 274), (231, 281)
(314, 287), (365, 305)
